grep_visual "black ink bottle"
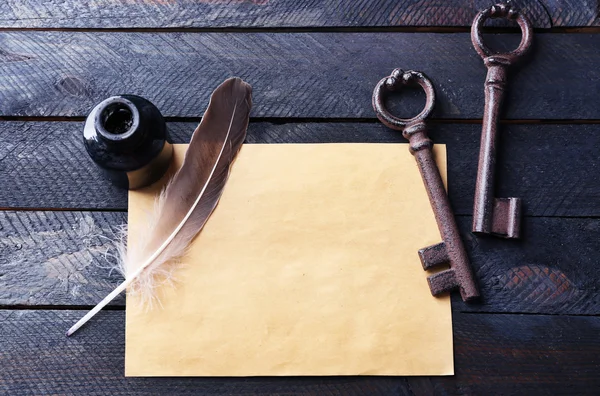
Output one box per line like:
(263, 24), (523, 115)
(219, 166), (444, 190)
(83, 95), (173, 189)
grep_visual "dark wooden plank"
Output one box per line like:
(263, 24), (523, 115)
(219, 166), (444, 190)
(456, 217), (600, 315)
(1, 310), (598, 395)
(2, 211), (599, 315)
(1, 121), (599, 219)
(0, 312), (405, 396)
(0, 32), (599, 119)
(1, 0), (597, 28)
(408, 312), (600, 395)
(545, 0), (600, 27)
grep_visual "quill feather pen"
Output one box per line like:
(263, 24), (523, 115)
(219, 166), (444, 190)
(67, 77), (252, 336)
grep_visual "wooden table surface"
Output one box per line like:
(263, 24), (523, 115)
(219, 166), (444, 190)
(1, 1), (599, 395)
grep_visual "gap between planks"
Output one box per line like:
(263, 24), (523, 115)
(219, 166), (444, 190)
(0, 26), (599, 34)
(0, 304), (124, 311)
(0, 208), (597, 222)
(4, 116), (600, 125)
(2, 305), (599, 317)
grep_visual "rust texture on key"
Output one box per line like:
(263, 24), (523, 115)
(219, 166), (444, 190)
(471, 3), (532, 239)
(372, 69), (479, 302)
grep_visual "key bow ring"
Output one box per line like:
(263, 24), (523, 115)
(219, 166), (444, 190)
(372, 69), (435, 132)
(471, 2), (533, 65)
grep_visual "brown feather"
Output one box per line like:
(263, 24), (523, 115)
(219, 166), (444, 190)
(67, 77), (252, 336)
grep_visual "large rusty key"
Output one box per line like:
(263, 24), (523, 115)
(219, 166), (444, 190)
(471, 3), (532, 238)
(373, 69), (479, 301)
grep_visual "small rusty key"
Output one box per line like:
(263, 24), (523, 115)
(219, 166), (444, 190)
(471, 3), (532, 238)
(373, 69), (479, 301)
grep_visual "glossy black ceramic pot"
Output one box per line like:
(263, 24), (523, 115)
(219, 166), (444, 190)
(83, 95), (173, 189)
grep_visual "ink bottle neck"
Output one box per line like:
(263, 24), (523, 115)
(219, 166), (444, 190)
(94, 96), (145, 151)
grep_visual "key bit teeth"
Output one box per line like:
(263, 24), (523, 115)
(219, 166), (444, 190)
(492, 197), (521, 238)
(427, 269), (458, 296)
(418, 242), (449, 270)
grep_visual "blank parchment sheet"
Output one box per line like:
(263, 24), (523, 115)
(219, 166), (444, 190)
(125, 143), (453, 377)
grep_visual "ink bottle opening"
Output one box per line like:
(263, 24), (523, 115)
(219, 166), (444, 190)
(83, 95), (173, 189)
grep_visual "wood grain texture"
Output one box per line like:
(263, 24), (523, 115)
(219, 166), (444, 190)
(455, 217), (600, 315)
(2, 211), (599, 315)
(408, 313), (600, 395)
(0, 0), (597, 28)
(1, 121), (599, 219)
(1, 310), (598, 395)
(0, 211), (126, 307)
(0, 32), (599, 119)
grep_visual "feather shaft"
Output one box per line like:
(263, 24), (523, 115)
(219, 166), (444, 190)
(66, 276), (130, 336)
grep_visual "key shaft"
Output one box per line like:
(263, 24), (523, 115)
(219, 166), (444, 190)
(472, 58), (522, 237)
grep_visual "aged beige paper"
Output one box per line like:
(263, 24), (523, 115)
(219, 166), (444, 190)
(125, 143), (453, 377)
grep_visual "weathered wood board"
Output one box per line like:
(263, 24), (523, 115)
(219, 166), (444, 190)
(0, 0), (598, 29)
(2, 211), (598, 315)
(0, 33), (599, 119)
(1, 121), (598, 219)
(1, 310), (598, 394)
